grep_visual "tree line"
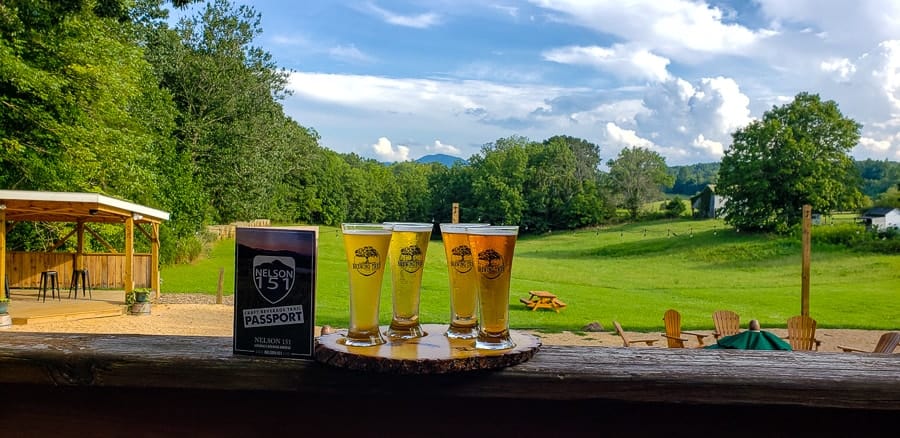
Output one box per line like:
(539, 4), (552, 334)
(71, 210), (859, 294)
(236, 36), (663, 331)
(1, 1), (896, 262)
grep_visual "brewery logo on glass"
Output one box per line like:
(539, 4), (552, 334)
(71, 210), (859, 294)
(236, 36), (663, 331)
(234, 227), (317, 359)
(398, 244), (425, 273)
(450, 245), (474, 273)
(477, 248), (505, 279)
(352, 246), (381, 276)
(252, 256), (295, 304)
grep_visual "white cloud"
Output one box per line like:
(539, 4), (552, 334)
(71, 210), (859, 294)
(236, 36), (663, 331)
(372, 137), (410, 162)
(530, 0), (769, 60)
(605, 122), (655, 149)
(632, 76), (752, 163)
(287, 72), (568, 123)
(820, 58), (856, 81)
(365, 3), (440, 28)
(692, 134), (724, 156)
(328, 44), (374, 63)
(543, 44), (671, 82)
(427, 140), (461, 155)
(755, 0), (900, 47)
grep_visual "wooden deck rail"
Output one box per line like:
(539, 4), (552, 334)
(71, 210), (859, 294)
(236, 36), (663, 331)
(0, 332), (896, 435)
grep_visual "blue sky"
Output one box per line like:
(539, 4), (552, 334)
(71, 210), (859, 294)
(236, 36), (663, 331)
(174, 1), (900, 165)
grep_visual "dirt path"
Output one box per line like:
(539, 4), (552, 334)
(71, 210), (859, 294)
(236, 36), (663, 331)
(2, 300), (891, 353)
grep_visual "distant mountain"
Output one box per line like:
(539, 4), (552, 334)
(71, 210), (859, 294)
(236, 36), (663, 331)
(416, 154), (466, 166)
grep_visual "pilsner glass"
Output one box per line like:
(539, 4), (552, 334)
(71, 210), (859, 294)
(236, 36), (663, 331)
(440, 223), (489, 339)
(384, 222), (433, 340)
(467, 226), (519, 350)
(341, 223), (391, 347)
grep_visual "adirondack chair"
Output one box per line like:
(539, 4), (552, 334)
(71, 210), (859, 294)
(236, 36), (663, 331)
(712, 310), (741, 339)
(613, 321), (658, 347)
(785, 315), (822, 351)
(661, 309), (708, 348)
(838, 332), (900, 354)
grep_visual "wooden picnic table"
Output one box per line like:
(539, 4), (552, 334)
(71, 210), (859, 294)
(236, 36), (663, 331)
(520, 290), (567, 312)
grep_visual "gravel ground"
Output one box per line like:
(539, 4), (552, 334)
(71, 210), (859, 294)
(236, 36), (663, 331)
(156, 293), (235, 305)
(2, 293), (888, 352)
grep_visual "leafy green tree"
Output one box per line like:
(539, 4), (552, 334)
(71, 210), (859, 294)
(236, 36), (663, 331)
(427, 162), (476, 223)
(0, 0), (169, 198)
(718, 92), (863, 232)
(147, 0), (298, 223)
(606, 147), (674, 219)
(469, 136), (529, 225)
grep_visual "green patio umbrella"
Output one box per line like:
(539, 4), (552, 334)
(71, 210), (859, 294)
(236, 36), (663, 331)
(705, 320), (792, 351)
(705, 330), (792, 351)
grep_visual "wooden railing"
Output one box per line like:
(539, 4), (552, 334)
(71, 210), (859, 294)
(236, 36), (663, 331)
(0, 332), (896, 435)
(4, 251), (152, 288)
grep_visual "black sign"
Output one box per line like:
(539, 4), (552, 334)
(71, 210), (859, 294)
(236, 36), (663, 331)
(233, 227), (317, 358)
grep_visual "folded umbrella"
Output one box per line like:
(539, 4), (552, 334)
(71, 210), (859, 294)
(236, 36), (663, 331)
(705, 330), (792, 351)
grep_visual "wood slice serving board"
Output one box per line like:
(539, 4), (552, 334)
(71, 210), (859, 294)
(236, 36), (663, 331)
(315, 324), (541, 374)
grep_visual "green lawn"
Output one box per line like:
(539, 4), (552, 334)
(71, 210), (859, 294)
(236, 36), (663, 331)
(160, 219), (900, 332)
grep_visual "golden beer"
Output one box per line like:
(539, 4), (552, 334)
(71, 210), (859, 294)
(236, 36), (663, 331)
(467, 226), (518, 350)
(440, 223), (488, 339)
(384, 223), (432, 340)
(341, 223), (391, 347)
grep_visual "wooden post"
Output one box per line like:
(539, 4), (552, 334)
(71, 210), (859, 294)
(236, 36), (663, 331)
(452, 203), (459, 224)
(76, 220), (84, 272)
(801, 205), (811, 317)
(1, 209), (6, 298)
(151, 223), (160, 299)
(216, 267), (224, 304)
(124, 215), (134, 295)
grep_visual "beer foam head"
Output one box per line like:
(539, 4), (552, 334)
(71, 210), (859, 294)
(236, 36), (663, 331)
(465, 225), (518, 235)
(384, 222), (432, 232)
(440, 223), (489, 233)
(341, 223), (391, 234)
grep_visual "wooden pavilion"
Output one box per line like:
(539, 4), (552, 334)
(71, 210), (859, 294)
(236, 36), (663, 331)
(0, 190), (169, 299)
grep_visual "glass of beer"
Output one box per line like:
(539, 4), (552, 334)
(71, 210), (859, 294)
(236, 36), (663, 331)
(467, 225), (519, 350)
(341, 223), (392, 347)
(384, 222), (433, 340)
(440, 223), (489, 339)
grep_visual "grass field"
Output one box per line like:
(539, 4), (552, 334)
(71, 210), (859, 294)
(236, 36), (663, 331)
(160, 219), (900, 332)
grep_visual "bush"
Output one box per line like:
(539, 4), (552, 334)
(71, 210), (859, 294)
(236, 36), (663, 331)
(662, 197), (687, 218)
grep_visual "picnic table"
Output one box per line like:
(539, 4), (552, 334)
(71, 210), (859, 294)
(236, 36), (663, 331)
(519, 290), (567, 313)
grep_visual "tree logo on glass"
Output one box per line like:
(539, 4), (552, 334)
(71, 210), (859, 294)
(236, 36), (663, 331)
(398, 245), (424, 273)
(477, 249), (505, 280)
(450, 245), (474, 273)
(252, 256), (295, 304)
(352, 246), (381, 276)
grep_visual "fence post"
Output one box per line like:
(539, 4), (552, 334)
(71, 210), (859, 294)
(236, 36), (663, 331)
(216, 267), (224, 305)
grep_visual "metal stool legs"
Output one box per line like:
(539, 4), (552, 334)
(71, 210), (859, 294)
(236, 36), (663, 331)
(38, 271), (60, 302)
(69, 269), (92, 300)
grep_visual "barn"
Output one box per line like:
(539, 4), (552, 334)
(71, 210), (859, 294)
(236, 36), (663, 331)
(690, 185), (728, 219)
(860, 207), (900, 231)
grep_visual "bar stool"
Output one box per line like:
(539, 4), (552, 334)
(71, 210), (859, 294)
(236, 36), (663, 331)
(69, 268), (92, 300)
(38, 271), (61, 302)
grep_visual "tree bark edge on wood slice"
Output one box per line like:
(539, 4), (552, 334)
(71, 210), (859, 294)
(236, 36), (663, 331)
(315, 324), (541, 374)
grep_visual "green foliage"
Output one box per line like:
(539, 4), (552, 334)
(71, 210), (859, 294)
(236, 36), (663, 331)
(718, 93), (863, 232)
(607, 147), (675, 220)
(667, 162), (720, 196)
(857, 159), (900, 198)
(806, 223), (900, 254)
(162, 221), (900, 332)
(662, 197), (687, 218)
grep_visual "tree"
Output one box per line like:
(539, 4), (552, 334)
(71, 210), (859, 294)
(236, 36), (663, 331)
(469, 136), (529, 225)
(717, 93), (863, 232)
(606, 147), (674, 219)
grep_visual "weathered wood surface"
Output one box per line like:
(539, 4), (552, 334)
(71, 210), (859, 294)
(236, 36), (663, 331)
(5, 251), (152, 288)
(0, 332), (897, 410)
(315, 325), (541, 374)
